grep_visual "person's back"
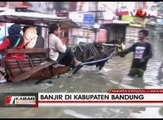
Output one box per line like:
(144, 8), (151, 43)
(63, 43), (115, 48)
(0, 24), (25, 60)
(23, 26), (38, 49)
(44, 33), (66, 61)
(23, 26), (45, 58)
(5, 36), (25, 59)
(30, 35), (45, 58)
(0, 24), (25, 83)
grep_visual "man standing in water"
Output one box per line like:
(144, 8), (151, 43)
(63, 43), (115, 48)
(117, 29), (153, 77)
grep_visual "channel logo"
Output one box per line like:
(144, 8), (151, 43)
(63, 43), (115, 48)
(5, 96), (36, 105)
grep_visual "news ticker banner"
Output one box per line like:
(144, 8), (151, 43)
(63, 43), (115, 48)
(1, 89), (163, 107)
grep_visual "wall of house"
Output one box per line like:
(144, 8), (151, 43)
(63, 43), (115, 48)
(96, 29), (108, 42)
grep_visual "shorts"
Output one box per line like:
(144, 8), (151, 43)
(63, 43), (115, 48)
(128, 68), (145, 78)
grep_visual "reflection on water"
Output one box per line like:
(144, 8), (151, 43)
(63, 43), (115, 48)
(0, 39), (163, 118)
(64, 107), (131, 118)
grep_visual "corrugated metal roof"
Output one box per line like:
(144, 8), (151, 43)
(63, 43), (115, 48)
(0, 10), (80, 28)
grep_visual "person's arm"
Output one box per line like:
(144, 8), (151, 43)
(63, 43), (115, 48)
(56, 37), (66, 53)
(117, 43), (135, 57)
(0, 38), (10, 50)
(140, 43), (152, 62)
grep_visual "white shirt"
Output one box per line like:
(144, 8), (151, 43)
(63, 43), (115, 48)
(44, 34), (66, 61)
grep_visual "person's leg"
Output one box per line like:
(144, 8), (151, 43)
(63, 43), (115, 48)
(57, 52), (67, 64)
(128, 68), (137, 77)
(66, 47), (81, 65)
(137, 68), (145, 78)
(58, 47), (81, 66)
(57, 49), (72, 66)
(0, 71), (7, 83)
(52, 48), (69, 68)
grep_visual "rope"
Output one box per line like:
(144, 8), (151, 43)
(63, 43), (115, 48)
(68, 48), (116, 76)
(102, 43), (120, 47)
(81, 48), (115, 66)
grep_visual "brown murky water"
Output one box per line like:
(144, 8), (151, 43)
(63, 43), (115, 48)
(0, 38), (163, 118)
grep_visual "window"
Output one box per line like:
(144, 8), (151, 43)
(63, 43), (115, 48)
(0, 2), (7, 7)
(136, 2), (144, 9)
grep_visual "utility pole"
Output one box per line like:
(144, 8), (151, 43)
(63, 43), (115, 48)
(94, 1), (99, 42)
(95, 2), (97, 42)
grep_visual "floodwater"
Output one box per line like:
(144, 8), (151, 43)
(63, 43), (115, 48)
(0, 38), (163, 118)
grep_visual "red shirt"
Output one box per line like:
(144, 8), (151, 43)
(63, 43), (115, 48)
(0, 37), (26, 60)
